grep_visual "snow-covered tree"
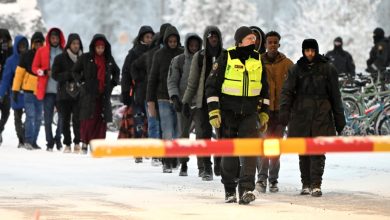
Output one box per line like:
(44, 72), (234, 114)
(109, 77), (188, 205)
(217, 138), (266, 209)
(164, 0), (261, 47)
(0, 0), (45, 38)
(277, 0), (380, 70)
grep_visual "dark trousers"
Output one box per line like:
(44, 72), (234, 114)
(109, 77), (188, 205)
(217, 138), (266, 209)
(14, 109), (24, 143)
(220, 110), (258, 195)
(58, 99), (80, 146)
(193, 106), (220, 170)
(0, 94), (10, 134)
(43, 93), (62, 148)
(299, 155), (326, 187)
(257, 111), (283, 183)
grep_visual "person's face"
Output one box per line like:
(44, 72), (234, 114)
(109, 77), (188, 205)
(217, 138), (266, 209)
(207, 34), (219, 47)
(33, 41), (43, 50)
(266, 36), (280, 54)
(142, 33), (153, 45)
(188, 39), (200, 54)
(70, 39), (81, 54)
(167, 35), (178, 49)
(50, 35), (60, 47)
(95, 45), (105, 56)
(18, 40), (28, 54)
(304, 48), (316, 62)
(239, 34), (256, 47)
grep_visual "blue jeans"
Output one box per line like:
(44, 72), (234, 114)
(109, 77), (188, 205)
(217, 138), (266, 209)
(43, 93), (62, 147)
(24, 93), (42, 145)
(146, 102), (161, 139)
(158, 100), (178, 140)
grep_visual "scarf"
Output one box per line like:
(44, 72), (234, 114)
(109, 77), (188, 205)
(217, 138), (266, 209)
(95, 54), (106, 94)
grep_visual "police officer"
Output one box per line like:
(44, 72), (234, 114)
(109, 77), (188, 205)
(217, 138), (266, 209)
(366, 27), (389, 80)
(205, 26), (269, 205)
(280, 39), (345, 197)
(325, 37), (355, 77)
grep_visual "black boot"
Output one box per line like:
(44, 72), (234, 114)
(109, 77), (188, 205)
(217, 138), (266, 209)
(81, 143), (88, 154)
(179, 163), (188, 176)
(202, 165), (213, 181)
(311, 183), (322, 197)
(225, 191), (237, 203)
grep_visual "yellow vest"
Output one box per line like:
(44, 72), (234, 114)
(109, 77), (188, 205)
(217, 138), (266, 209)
(221, 47), (263, 96)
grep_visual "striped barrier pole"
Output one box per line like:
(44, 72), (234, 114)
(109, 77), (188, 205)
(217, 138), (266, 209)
(90, 136), (390, 158)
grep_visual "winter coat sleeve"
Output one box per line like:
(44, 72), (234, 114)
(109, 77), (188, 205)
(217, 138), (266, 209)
(182, 52), (201, 104)
(205, 51), (227, 112)
(167, 55), (181, 99)
(52, 55), (72, 82)
(0, 59), (14, 97)
(72, 54), (84, 83)
(146, 52), (159, 102)
(121, 51), (134, 97)
(32, 48), (44, 75)
(279, 65), (297, 126)
(110, 58), (120, 87)
(346, 52), (356, 75)
(259, 60), (270, 114)
(327, 65), (346, 133)
(131, 53), (146, 82)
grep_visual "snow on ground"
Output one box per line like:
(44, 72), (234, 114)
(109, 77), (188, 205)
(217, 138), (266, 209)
(0, 114), (390, 219)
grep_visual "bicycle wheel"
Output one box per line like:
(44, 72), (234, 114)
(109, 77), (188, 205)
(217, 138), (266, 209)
(376, 106), (390, 135)
(342, 96), (362, 118)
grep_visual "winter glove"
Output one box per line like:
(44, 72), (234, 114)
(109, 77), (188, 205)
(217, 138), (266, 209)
(258, 112), (269, 133)
(209, 109), (221, 128)
(12, 92), (18, 103)
(171, 95), (182, 112)
(183, 103), (191, 118)
(121, 91), (132, 106)
(37, 69), (45, 76)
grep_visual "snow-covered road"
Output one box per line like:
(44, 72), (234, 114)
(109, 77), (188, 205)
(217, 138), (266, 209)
(0, 120), (389, 219)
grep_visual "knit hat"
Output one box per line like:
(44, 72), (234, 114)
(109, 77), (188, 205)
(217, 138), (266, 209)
(302, 38), (319, 54)
(234, 26), (253, 44)
(373, 27), (385, 38)
(95, 39), (105, 47)
(31, 31), (44, 43)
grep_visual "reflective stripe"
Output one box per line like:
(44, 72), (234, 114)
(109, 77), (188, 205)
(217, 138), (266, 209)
(222, 87), (241, 95)
(263, 99), (270, 105)
(207, 96), (219, 103)
(251, 89), (261, 95)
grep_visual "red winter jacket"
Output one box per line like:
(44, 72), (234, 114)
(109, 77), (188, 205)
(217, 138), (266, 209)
(32, 27), (65, 100)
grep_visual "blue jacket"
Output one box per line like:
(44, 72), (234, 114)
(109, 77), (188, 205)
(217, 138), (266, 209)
(0, 35), (28, 109)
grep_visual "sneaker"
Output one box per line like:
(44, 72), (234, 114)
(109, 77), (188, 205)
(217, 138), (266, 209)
(162, 163), (172, 173)
(73, 144), (81, 154)
(269, 181), (279, 193)
(81, 143), (88, 154)
(311, 187), (322, 197)
(202, 166), (213, 181)
(198, 167), (205, 177)
(300, 184), (311, 195)
(56, 140), (63, 151)
(225, 192), (237, 203)
(214, 164), (221, 176)
(23, 143), (34, 150)
(32, 143), (41, 150)
(17, 142), (25, 148)
(151, 158), (162, 166)
(46, 147), (54, 152)
(239, 191), (256, 205)
(179, 163), (188, 176)
(255, 181), (267, 193)
(63, 145), (71, 153)
(135, 157), (143, 163)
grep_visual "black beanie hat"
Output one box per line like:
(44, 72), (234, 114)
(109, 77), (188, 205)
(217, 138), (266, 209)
(302, 38), (319, 55)
(373, 27), (385, 38)
(234, 26), (253, 45)
(334, 36), (342, 44)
